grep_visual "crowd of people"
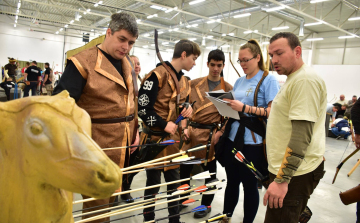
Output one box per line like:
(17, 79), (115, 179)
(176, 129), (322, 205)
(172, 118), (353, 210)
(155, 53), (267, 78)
(2, 11), (359, 223)
(1, 58), (58, 100)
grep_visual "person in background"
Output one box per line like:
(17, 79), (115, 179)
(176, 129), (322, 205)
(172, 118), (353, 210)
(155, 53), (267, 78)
(345, 95), (357, 119)
(329, 115), (351, 140)
(4, 57), (18, 82)
(218, 39), (279, 223)
(23, 61), (41, 97)
(43, 63), (53, 96)
(264, 32), (327, 223)
(336, 94), (347, 118)
(21, 62), (30, 75)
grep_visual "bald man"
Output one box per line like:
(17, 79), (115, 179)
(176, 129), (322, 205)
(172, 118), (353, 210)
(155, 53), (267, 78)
(336, 94), (347, 118)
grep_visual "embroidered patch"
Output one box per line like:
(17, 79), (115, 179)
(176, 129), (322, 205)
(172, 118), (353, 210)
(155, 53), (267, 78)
(138, 109), (146, 116)
(143, 80), (153, 90)
(138, 94), (150, 106)
(146, 116), (157, 126)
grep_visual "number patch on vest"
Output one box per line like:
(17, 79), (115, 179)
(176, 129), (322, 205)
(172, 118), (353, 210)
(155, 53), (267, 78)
(143, 80), (153, 90)
(138, 94), (150, 106)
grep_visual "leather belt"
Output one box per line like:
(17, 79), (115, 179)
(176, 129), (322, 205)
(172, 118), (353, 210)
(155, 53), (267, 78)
(189, 121), (218, 130)
(142, 126), (166, 137)
(91, 114), (134, 124)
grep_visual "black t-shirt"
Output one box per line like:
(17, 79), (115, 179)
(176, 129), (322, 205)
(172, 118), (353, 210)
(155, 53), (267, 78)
(53, 47), (124, 102)
(44, 68), (52, 84)
(25, 66), (41, 81)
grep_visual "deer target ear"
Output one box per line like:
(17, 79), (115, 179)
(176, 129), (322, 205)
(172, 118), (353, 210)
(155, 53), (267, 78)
(30, 122), (43, 135)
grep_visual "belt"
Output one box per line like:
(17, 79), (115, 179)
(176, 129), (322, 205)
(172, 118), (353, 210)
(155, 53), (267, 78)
(142, 126), (166, 136)
(91, 114), (134, 124)
(189, 121), (218, 130)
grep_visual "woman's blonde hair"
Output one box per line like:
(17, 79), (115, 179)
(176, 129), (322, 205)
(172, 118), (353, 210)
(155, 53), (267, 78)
(240, 39), (266, 71)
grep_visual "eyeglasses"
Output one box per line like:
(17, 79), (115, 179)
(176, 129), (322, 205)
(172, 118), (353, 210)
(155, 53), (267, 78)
(237, 56), (256, 64)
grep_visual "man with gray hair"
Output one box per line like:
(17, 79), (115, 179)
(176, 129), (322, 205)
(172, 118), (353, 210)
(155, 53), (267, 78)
(54, 12), (139, 222)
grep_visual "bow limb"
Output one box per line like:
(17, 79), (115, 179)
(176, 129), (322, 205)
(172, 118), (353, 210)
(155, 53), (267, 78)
(332, 122), (358, 184)
(220, 70), (225, 91)
(154, 29), (164, 64)
(229, 52), (241, 77)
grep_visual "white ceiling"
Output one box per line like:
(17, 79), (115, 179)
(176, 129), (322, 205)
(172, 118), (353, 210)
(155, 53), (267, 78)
(1, 0), (359, 49)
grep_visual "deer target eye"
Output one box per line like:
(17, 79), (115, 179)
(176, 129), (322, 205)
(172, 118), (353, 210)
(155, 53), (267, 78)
(30, 122), (43, 135)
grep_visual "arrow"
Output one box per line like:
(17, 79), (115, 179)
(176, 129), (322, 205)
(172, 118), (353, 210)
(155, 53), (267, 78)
(145, 205), (210, 223)
(199, 213), (229, 223)
(232, 149), (267, 183)
(75, 188), (222, 223)
(73, 171), (215, 204)
(121, 143), (208, 171)
(72, 183), (194, 215)
(101, 199), (201, 223)
(102, 140), (180, 151)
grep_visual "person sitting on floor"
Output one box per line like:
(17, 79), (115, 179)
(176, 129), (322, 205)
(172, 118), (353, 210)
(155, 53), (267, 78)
(329, 115), (351, 140)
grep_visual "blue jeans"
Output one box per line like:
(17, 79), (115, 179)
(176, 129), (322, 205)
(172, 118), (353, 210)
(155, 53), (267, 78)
(331, 127), (350, 139)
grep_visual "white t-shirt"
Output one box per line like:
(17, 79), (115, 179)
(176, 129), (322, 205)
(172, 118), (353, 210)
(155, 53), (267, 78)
(266, 64), (327, 176)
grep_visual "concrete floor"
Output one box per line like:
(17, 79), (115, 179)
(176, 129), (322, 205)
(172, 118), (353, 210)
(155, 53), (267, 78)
(73, 137), (360, 223)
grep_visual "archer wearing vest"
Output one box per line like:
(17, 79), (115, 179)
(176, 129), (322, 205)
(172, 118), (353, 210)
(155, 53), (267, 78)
(53, 12), (139, 223)
(137, 39), (200, 223)
(217, 39), (279, 223)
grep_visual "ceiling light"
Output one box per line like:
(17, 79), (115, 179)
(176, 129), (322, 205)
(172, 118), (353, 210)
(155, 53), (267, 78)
(91, 29), (94, 31)
(202, 39), (205, 46)
(147, 14), (158, 19)
(263, 6), (285, 12)
(15, 15), (18, 20)
(216, 19), (221, 22)
(228, 33), (234, 36)
(306, 38), (324, 41)
(253, 30), (258, 33)
(84, 12), (87, 14)
(136, 19), (141, 23)
(189, 0), (206, 5)
(310, 0), (328, 3)
(262, 41), (270, 45)
(98, 1), (103, 4)
(144, 33), (150, 37)
(272, 26), (289, 30)
(158, 31), (164, 34)
(55, 31), (59, 34)
(87, 9), (91, 12)
(234, 13), (251, 18)
(16, 9), (19, 13)
(64, 24), (68, 28)
(14, 24), (16, 27)
(191, 24), (198, 27)
(348, 17), (360, 21)
(17, 2), (21, 8)
(338, 35), (355, 39)
(189, 38), (197, 41)
(143, 45), (149, 48)
(222, 33), (226, 36)
(78, 15), (82, 19)
(173, 28), (179, 31)
(207, 20), (216, 24)
(15, 20), (17, 23)
(165, 7), (177, 13)
(94, 3), (99, 7)
(150, 5), (167, 11)
(60, 28), (63, 31)
(304, 21), (323, 26)
(70, 20), (74, 24)
(244, 30), (253, 34)
(151, 44), (155, 46)
(162, 42), (169, 45)
(186, 25), (191, 28)
(207, 35), (213, 38)
(221, 45), (230, 48)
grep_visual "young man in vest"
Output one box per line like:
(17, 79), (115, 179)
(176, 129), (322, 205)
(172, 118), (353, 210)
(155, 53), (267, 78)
(138, 39), (201, 223)
(180, 49), (232, 218)
(53, 12), (139, 223)
(264, 32), (327, 223)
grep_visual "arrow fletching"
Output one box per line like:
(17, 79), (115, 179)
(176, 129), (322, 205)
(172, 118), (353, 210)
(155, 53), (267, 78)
(203, 187), (222, 195)
(160, 139), (179, 145)
(192, 170), (210, 180)
(182, 199), (196, 206)
(205, 178), (225, 187)
(194, 185), (208, 193)
(177, 184), (190, 191)
(183, 158), (204, 165)
(173, 155), (195, 163)
(192, 205), (208, 212)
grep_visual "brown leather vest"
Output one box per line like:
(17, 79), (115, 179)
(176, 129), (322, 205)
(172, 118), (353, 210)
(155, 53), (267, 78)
(69, 46), (135, 169)
(182, 76), (233, 162)
(140, 65), (190, 171)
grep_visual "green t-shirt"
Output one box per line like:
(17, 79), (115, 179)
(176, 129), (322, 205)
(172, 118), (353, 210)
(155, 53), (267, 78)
(266, 64), (327, 176)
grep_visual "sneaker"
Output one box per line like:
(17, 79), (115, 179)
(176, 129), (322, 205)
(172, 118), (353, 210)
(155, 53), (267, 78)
(121, 193), (134, 203)
(336, 136), (342, 140)
(194, 207), (211, 218)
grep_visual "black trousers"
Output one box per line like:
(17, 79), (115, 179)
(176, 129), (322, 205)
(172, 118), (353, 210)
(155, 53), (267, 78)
(143, 168), (180, 223)
(122, 149), (139, 191)
(23, 82), (37, 97)
(222, 137), (268, 222)
(179, 160), (217, 206)
(0, 82), (11, 100)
